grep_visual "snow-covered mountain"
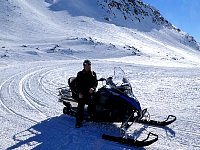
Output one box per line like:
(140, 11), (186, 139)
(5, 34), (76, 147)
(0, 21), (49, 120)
(2, 0), (199, 49)
(1, 1), (200, 150)
(1, 0), (200, 67)
(97, 0), (199, 50)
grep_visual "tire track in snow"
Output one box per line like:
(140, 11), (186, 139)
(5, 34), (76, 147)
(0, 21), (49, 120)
(19, 67), (55, 108)
(19, 70), (48, 117)
(0, 65), (54, 122)
(38, 69), (60, 97)
(0, 72), (40, 123)
(0, 74), (20, 114)
(0, 61), (75, 123)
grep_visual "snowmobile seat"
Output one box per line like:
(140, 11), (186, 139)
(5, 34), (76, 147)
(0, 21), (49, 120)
(68, 77), (78, 99)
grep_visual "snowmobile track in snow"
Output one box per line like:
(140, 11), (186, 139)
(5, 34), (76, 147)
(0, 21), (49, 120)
(0, 63), (67, 123)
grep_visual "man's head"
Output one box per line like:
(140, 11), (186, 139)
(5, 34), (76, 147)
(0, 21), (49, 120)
(83, 59), (91, 72)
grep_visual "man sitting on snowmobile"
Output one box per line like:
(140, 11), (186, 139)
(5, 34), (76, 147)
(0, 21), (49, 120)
(75, 59), (98, 128)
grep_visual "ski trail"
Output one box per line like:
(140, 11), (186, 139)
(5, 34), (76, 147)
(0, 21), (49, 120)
(0, 63), (63, 122)
(19, 72), (47, 118)
(0, 70), (45, 122)
(0, 74), (19, 115)
(0, 61), (75, 124)
(0, 74), (40, 123)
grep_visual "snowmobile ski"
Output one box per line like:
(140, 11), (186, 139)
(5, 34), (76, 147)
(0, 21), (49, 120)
(136, 115), (176, 126)
(102, 132), (158, 147)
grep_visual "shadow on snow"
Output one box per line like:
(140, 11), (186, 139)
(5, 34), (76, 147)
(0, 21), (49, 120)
(7, 114), (175, 150)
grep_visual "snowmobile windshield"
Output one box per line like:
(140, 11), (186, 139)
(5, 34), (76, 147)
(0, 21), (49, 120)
(113, 67), (131, 85)
(106, 67), (133, 96)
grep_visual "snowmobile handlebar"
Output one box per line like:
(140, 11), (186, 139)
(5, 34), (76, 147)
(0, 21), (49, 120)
(98, 77), (117, 87)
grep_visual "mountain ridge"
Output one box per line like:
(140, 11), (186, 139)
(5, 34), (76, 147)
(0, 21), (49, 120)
(96, 0), (199, 50)
(1, 0), (200, 66)
(0, 0), (199, 50)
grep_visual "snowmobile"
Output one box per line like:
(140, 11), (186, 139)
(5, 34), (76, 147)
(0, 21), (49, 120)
(58, 67), (176, 147)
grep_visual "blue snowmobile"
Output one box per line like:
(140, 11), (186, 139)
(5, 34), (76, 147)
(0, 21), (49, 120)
(58, 67), (176, 147)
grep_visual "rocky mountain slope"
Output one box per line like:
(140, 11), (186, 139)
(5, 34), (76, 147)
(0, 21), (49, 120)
(0, 0), (200, 66)
(97, 0), (199, 50)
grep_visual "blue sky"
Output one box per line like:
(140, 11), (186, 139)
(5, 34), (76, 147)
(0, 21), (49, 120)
(142, 0), (200, 42)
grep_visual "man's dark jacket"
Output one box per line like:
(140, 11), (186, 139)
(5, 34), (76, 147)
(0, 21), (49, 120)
(76, 69), (98, 95)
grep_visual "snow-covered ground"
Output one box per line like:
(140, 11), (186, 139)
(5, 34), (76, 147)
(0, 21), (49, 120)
(1, 0), (200, 149)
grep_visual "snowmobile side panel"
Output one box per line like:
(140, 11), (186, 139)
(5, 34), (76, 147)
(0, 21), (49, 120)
(119, 94), (141, 111)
